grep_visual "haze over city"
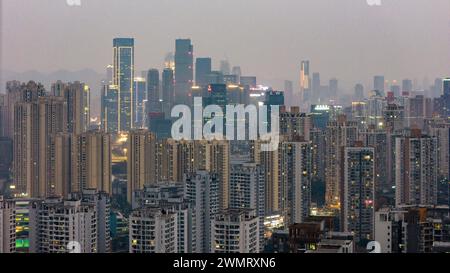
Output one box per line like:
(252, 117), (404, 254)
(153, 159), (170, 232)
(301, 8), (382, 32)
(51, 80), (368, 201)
(2, 0), (450, 261)
(1, 0), (450, 92)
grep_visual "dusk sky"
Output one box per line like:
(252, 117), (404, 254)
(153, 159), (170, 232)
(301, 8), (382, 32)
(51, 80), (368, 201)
(1, 0), (449, 90)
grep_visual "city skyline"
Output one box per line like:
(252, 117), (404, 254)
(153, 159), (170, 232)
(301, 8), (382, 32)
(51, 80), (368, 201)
(1, 0), (450, 91)
(2, 0), (450, 257)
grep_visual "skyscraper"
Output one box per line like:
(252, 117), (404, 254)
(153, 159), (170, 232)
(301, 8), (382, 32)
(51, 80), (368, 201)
(0, 196), (15, 253)
(444, 78), (450, 96)
(374, 76), (385, 96)
(252, 141), (280, 216)
(211, 209), (260, 253)
(232, 66), (242, 82)
(146, 69), (160, 115)
(284, 80), (294, 107)
(196, 58), (212, 87)
(311, 73), (321, 103)
(51, 81), (90, 134)
(127, 130), (157, 203)
(184, 171), (219, 253)
(279, 141), (312, 225)
(220, 60), (231, 75)
(174, 39), (193, 105)
(38, 198), (97, 253)
(13, 94), (67, 198)
(113, 38), (135, 131)
(402, 79), (413, 93)
(101, 84), (119, 133)
(329, 78), (338, 101)
(129, 207), (178, 253)
(162, 68), (175, 118)
(4, 81), (45, 139)
(229, 162), (265, 251)
(134, 77), (147, 128)
(354, 84), (364, 101)
(395, 130), (438, 206)
(71, 131), (111, 194)
(342, 146), (375, 245)
(325, 116), (359, 207)
(300, 61), (310, 105)
(0, 95), (6, 137)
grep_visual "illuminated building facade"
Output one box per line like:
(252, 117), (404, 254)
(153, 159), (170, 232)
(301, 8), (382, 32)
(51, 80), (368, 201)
(113, 38), (135, 131)
(342, 146), (375, 245)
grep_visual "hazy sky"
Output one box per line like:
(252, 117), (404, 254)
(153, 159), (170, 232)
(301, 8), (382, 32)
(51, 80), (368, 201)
(1, 0), (450, 90)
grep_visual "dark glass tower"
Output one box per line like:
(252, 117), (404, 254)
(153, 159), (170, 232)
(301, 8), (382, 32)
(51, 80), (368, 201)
(146, 69), (160, 114)
(444, 78), (450, 96)
(374, 75), (385, 96)
(162, 68), (175, 118)
(174, 39), (193, 105)
(195, 58), (212, 87)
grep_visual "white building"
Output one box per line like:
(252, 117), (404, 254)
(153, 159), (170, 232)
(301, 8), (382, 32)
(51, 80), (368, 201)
(79, 190), (111, 253)
(38, 198), (97, 253)
(0, 196), (15, 253)
(129, 207), (178, 253)
(211, 209), (260, 253)
(375, 208), (408, 253)
(132, 182), (196, 253)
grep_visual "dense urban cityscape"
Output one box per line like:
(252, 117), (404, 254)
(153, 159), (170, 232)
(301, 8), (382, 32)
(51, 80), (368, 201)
(1, 1), (450, 257)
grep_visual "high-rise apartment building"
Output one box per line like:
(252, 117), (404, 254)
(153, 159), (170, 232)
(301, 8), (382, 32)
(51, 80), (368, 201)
(129, 207), (178, 253)
(127, 130), (157, 203)
(325, 116), (358, 207)
(0, 197), (15, 253)
(4, 81), (45, 139)
(79, 190), (112, 253)
(184, 171), (219, 253)
(279, 107), (312, 141)
(230, 162), (265, 250)
(132, 183), (196, 253)
(426, 119), (450, 180)
(162, 139), (230, 209)
(52, 81), (90, 134)
(72, 131), (111, 194)
(38, 198), (97, 253)
(341, 146), (375, 245)
(359, 129), (388, 192)
(211, 209), (260, 253)
(13, 95), (67, 198)
(395, 130), (438, 206)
